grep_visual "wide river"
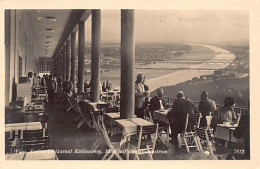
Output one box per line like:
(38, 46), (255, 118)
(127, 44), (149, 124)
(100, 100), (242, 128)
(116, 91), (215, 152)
(85, 44), (236, 92)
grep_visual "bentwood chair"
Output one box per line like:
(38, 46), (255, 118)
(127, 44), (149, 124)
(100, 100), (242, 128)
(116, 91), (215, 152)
(129, 124), (159, 160)
(178, 113), (200, 153)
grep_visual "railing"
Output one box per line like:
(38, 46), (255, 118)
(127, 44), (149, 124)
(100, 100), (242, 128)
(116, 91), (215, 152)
(154, 95), (249, 115)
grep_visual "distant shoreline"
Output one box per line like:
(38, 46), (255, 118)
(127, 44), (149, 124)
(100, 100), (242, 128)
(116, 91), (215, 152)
(84, 43), (236, 91)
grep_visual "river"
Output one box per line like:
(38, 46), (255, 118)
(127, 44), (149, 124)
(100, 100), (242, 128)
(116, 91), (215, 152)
(84, 44), (236, 92)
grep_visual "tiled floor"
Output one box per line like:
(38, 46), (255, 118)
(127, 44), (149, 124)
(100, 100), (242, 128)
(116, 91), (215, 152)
(46, 95), (217, 160)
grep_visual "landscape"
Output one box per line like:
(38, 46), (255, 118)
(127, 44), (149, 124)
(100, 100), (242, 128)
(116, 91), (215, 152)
(81, 42), (249, 108)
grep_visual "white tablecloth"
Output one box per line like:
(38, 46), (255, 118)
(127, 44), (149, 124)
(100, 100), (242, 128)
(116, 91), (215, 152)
(153, 110), (170, 124)
(5, 122), (42, 132)
(5, 150), (58, 160)
(114, 118), (153, 138)
(215, 124), (243, 143)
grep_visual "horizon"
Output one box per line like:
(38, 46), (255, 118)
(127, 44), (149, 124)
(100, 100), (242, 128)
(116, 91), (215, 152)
(83, 9), (249, 44)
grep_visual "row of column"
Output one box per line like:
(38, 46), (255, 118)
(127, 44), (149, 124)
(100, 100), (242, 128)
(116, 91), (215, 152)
(53, 9), (135, 119)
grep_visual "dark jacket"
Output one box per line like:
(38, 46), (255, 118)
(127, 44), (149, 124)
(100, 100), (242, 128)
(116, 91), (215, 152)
(233, 114), (250, 159)
(167, 98), (198, 133)
(198, 98), (217, 127)
(149, 96), (166, 112)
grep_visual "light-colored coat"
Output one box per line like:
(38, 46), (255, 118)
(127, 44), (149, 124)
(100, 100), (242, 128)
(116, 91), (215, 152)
(135, 82), (146, 108)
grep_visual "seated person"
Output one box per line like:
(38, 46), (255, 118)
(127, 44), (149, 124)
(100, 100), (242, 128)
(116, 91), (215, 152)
(198, 91), (217, 127)
(149, 88), (166, 112)
(233, 112), (250, 159)
(166, 91), (198, 145)
(212, 97), (238, 129)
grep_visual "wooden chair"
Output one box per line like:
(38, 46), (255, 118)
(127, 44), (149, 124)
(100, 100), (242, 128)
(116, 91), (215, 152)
(95, 114), (123, 160)
(178, 113), (200, 153)
(194, 126), (227, 160)
(21, 137), (49, 152)
(193, 113), (202, 127)
(20, 129), (49, 152)
(5, 132), (13, 153)
(66, 94), (78, 112)
(24, 113), (39, 122)
(205, 115), (213, 133)
(129, 124), (159, 160)
(74, 95), (93, 129)
(91, 112), (105, 151)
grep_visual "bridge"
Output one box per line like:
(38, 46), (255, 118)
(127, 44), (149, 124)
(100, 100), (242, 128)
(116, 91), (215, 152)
(148, 60), (233, 64)
(135, 67), (219, 71)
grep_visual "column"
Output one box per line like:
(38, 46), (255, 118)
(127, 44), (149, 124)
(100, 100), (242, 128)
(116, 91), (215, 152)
(71, 32), (76, 87)
(58, 51), (61, 77)
(66, 39), (70, 78)
(63, 44), (66, 81)
(120, 10), (135, 119)
(91, 9), (101, 102)
(5, 10), (11, 108)
(78, 21), (85, 93)
(60, 49), (63, 80)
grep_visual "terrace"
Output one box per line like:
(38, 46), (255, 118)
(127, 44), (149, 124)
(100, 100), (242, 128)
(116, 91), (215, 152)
(5, 9), (249, 161)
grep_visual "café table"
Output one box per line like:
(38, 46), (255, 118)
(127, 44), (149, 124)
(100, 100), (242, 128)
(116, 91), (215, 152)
(5, 149), (58, 160)
(214, 123), (243, 147)
(153, 109), (170, 147)
(114, 118), (154, 160)
(104, 112), (120, 127)
(5, 122), (42, 132)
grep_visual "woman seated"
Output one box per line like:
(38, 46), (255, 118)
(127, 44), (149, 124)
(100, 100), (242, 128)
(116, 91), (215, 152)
(212, 97), (238, 128)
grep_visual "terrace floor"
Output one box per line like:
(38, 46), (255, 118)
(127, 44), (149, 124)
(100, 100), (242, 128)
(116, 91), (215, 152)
(46, 95), (228, 160)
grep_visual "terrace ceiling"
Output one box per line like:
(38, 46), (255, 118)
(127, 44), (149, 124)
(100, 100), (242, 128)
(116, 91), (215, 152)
(26, 9), (90, 59)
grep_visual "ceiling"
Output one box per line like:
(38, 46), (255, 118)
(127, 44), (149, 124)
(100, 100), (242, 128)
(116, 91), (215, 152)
(26, 9), (85, 59)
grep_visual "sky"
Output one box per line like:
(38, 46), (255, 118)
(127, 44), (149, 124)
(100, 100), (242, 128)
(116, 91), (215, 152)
(84, 10), (249, 44)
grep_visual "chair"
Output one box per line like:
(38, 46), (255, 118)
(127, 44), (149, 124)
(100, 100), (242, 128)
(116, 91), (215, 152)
(39, 114), (49, 128)
(194, 126), (228, 160)
(94, 113), (123, 160)
(5, 132), (13, 153)
(24, 113), (39, 122)
(74, 95), (93, 129)
(193, 113), (202, 127)
(21, 137), (49, 152)
(66, 94), (78, 112)
(178, 113), (200, 153)
(20, 129), (49, 152)
(205, 116), (213, 133)
(129, 124), (158, 160)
